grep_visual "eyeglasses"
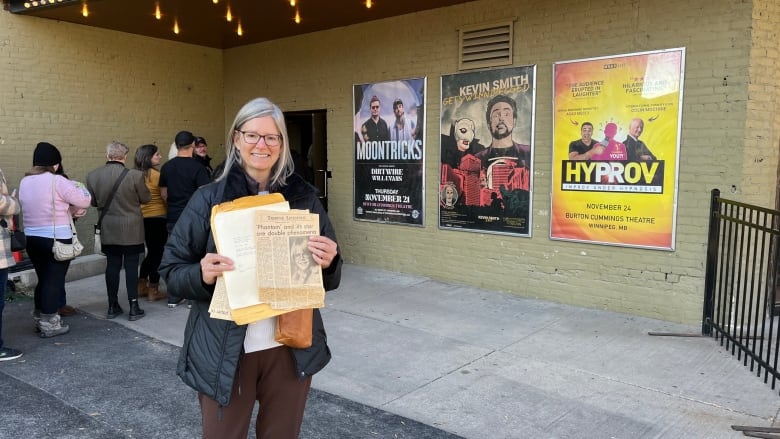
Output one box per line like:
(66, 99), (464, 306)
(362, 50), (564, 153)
(236, 130), (282, 147)
(370, 105), (379, 109)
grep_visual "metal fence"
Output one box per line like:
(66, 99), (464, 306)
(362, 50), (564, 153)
(703, 189), (780, 393)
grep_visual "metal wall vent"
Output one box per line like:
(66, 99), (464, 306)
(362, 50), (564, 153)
(458, 20), (514, 71)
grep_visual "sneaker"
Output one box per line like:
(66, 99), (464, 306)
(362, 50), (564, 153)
(0, 347), (23, 362)
(187, 300), (193, 309)
(167, 297), (185, 309)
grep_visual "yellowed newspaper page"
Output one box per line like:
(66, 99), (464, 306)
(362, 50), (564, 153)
(255, 211), (325, 309)
(211, 198), (289, 309)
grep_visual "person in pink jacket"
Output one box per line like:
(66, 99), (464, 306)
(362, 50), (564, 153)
(19, 142), (91, 338)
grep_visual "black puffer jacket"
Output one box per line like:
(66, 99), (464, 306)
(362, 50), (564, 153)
(159, 165), (342, 407)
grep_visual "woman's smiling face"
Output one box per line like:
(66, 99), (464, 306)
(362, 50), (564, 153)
(234, 115), (281, 183)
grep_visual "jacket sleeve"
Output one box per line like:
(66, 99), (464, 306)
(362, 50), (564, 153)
(310, 196), (342, 292)
(59, 177), (92, 209)
(159, 187), (216, 302)
(0, 170), (20, 217)
(134, 171), (152, 204)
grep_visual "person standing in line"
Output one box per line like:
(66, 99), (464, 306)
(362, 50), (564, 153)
(134, 144), (168, 302)
(86, 141), (151, 321)
(19, 142), (91, 338)
(53, 163), (79, 317)
(160, 97), (342, 438)
(0, 167), (23, 360)
(193, 136), (214, 178)
(159, 130), (210, 308)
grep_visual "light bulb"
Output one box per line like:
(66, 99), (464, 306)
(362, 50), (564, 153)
(294, 10), (300, 24)
(366, 0), (372, 8)
(174, 19), (179, 34)
(226, 6), (232, 22)
(154, 2), (161, 19)
(290, 0), (295, 6)
(212, 0), (218, 3)
(81, 3), (88, 17)
(237, 22), (243, 36)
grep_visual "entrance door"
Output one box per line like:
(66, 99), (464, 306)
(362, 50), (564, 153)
(284, 110), (330, 210)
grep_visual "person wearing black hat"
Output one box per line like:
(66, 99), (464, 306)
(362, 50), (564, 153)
(193, 136), (214, 178)
(18, 142), (92, 338)
(159, 131), (210, 308)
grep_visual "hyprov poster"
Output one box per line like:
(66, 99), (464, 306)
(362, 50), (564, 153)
(550, 48), (685, 250)
(439, 66), (536, 236)
(353, 78), (426, 226)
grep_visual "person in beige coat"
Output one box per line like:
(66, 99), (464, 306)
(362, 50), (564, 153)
(86, 141), (151, 321)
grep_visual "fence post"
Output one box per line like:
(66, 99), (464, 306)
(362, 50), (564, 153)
(702, 189), (721, 335)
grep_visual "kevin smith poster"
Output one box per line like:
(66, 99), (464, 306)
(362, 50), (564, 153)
(439, 65), (536, 237)
(353, 78), (426, 226)
(551, 48), (685, 250)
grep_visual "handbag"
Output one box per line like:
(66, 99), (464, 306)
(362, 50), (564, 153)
(51, 176), (85, 261)
(94, 168), (128, 255)
(275, 308), (313, 348)
(0, 218), (25, 252)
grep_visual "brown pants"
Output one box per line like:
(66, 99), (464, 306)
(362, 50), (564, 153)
(199, 346), (312, 439)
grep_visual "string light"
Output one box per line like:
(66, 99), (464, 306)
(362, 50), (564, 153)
(81, 2), (88, 17)
(226, 5), (232, 22)
(212, 0), (218, 3)
(237, 21), (243, 36)
(154, 2), (161, 20)
(290, 0), (295, 6)
(365, 0), (372, 8)
(173, 18), (179, 34)
(294, 9), (300, 24)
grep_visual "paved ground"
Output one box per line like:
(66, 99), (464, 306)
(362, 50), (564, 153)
(1, 263), (779, 438)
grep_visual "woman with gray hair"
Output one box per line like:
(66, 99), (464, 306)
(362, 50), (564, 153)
(86, 141), (151, 321)
(160, 97), (342, 438)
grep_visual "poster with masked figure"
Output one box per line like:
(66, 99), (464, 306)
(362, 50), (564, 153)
(439, 66), (536, 237)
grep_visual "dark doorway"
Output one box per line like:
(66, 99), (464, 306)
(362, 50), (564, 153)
(284, 110), (330, 210)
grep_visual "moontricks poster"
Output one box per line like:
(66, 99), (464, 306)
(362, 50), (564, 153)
(439, 66), (536, 236)
(353, 78), (426, 226)
(550, 48), (685, 250)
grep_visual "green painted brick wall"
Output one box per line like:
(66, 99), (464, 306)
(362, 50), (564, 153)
(2, 0), (778, 325)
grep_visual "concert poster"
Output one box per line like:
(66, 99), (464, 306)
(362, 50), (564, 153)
(353, 78), (426, 226)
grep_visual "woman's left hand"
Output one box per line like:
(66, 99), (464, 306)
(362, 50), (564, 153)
(308, 235), (338, 269)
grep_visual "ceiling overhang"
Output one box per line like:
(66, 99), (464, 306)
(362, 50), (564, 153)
(4, 0), (478, 49)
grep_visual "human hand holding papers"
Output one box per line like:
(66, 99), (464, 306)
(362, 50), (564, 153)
(208, 194), (325, 325)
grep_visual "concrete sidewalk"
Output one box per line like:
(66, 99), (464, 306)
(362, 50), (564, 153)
(7, 262), (780, 438)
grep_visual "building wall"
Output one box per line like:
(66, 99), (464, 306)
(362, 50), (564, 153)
(0, 12), (225, 240)
(224, 0), (774, 325)
(2, 0), (777, 325)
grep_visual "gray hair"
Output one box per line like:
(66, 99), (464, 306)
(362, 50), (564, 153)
(106, 141), (129, 161)
(216, 97), (294, 187)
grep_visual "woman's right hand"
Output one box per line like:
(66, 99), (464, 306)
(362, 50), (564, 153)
(200, 253), (235, 285)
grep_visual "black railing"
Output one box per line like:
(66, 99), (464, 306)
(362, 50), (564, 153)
(703, 189), (780, 393)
